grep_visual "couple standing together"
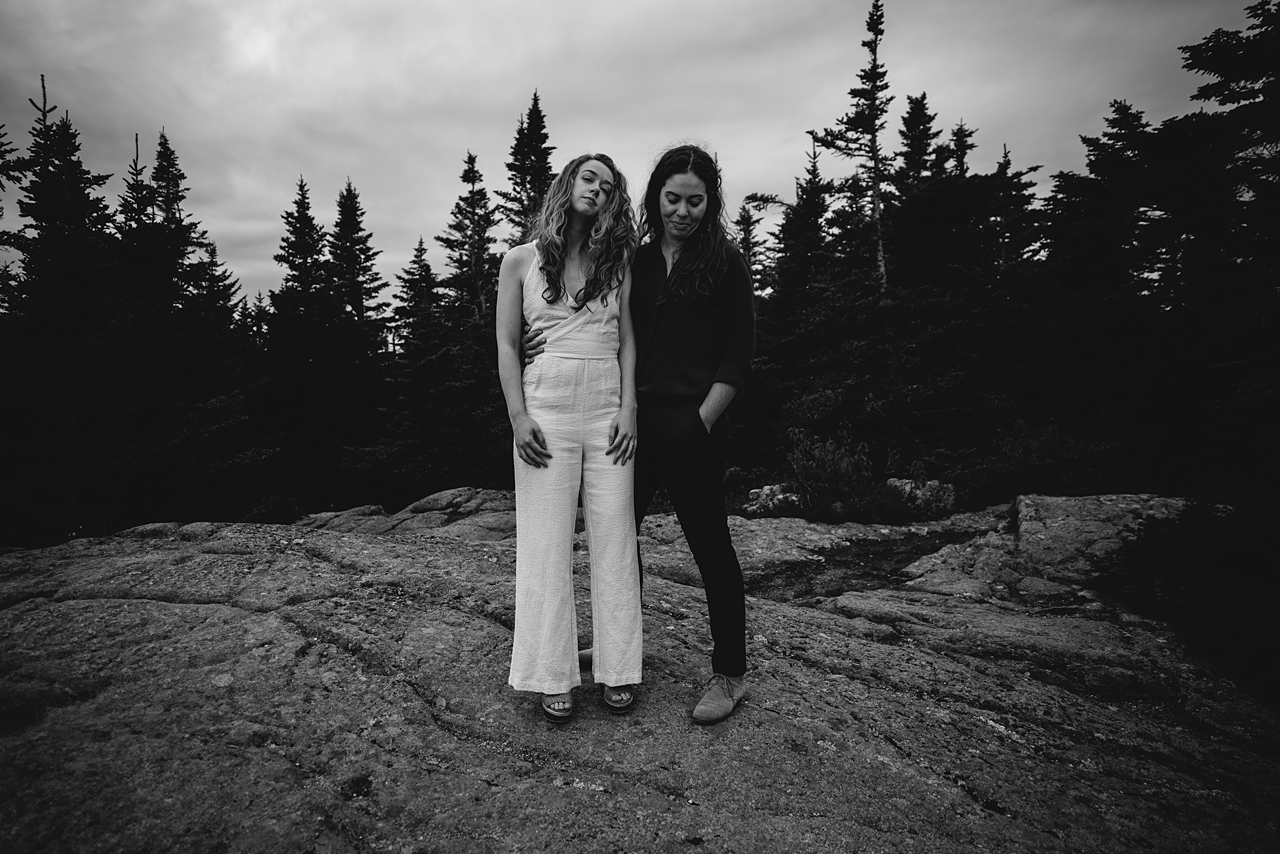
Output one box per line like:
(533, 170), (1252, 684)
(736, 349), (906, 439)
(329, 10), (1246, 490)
(495, 144), (754, 725)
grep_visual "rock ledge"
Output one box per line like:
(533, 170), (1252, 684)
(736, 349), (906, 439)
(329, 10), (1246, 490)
(1, 492), (1276, 853)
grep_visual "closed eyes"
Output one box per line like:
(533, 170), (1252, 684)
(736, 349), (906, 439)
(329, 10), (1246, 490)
(582, 171), (613, 195)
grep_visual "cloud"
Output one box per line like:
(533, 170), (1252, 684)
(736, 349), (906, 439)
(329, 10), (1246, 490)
(0, 0), (1251, 300)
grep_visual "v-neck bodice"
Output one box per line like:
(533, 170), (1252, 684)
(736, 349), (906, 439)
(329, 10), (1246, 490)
(522, 242), (620, 360)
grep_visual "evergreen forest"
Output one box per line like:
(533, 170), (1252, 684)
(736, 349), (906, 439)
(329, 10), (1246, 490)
(1, 3), (1276, 548)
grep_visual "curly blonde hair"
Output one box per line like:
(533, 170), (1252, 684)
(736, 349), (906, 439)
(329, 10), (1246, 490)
(531, 153), (636, 306)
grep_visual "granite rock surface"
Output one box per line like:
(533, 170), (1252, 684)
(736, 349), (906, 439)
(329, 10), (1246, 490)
(1, 492), (1276, 853)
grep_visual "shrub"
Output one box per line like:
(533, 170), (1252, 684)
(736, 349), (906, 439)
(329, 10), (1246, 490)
(786, 428), (919, 523)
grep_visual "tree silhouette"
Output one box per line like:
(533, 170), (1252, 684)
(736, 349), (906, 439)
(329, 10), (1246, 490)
(184, 243), (241, 331)
(115, 134), (153, 230)
(1043, 100), (1157, 300)
(2, 77), (123, 543)
(1178, 0), (1277, 288)
(0, 122), (26, 314)
(2, 4), (1274, 546)
(270, 176), (333, 337)
(765, 144), (835, 316)
(948, 121), (977, 177)
(116, 130), (214, 331)
(151, 130), (190, 226)
(730, 201), (767, 290)
(811, 0), (892, 291)
(237, 292), (271, 351)
(436, 151), (500, 323)
(895, 92), (944, 188)
(391, 236), (440, 356)
(0, 122), (19, 215)
(328, 178), (388, 355)
(496, 92), (556, 247)
(9, 78), (115, 326)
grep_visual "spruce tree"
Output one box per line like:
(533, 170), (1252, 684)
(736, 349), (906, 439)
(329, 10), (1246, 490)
(948, 121), (978, 177)
(10, 78), (115, 325)
(114, 130), (239, 338)
(0, 119), (23, 535)
(986, 146), (1041, 279)
(111, 129), (243, 423)
(152, 130), (193, 229)
(270, 176), (332, 330)
(771, 144), (834, 313)
(731, 202), (766, 285)
(185, 243), (242, 331)
(169, 233), (246, 496)
(116, 130), (200, 324)
(328, 178), (388, 353)
(0, 123), (19, 219)
(811, 0), (892, 291)
(1177, 0), (1277, 282)
(895, 92), (943, 188)
(237, 292), (271, 351)
(148, 130), (204, 311)
(1181, 0), (1278, 112)
(387, 236), (443, 477)
(1171, 1), (1279, 498)
(496, 92), (556, 246)
(422, 155), (509, 492)
(392, 236), (439, 355)
(0, 122), (25, 315)
(115, 134), (154, 230)
(436, 151), (500, 322)
(149, 132), (244, 427)
(3, 78), (122, 544)
(1044, 100), (1158, 297)
(262, 176), (379, 484)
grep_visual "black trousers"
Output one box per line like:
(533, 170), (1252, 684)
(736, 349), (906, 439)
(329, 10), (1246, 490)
(634, 411), (747, 677)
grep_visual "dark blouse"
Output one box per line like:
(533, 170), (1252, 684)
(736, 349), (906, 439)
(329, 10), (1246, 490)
(630, 240), (756, 436)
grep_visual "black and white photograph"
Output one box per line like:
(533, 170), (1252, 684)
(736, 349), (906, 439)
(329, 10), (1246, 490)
(1, 0), (1276, 851)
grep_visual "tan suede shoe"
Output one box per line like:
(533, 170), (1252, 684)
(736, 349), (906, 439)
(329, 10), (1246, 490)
(692, 674), (746, 725)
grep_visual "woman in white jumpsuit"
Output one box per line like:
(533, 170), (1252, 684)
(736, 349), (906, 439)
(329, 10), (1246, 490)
(495, 153), (642, 723)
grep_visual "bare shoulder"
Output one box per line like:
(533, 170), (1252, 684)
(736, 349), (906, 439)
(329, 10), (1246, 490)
(499, 243), (536, 287)
(503, 242), (536, 267)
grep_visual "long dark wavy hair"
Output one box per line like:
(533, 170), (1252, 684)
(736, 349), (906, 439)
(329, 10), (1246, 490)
(638, 144), (729, 301)
(531, 153), (636, 306)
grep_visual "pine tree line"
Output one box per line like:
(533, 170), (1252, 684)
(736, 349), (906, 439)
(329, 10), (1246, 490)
(1, 3), (1275, 546)
(0, 89), (557, 545)
(731, 0), (1277, 518)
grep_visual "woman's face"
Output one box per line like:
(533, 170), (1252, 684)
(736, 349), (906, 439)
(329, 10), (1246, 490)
(658, 171), (708, 245)
(570, 159), (615, 219)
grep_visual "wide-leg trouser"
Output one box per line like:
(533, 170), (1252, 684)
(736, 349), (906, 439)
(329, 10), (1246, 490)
(509, 356), (643, 694)
(634, 409), (747, 677)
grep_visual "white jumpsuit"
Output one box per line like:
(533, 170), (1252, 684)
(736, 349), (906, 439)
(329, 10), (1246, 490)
(508, 244), (643, 694)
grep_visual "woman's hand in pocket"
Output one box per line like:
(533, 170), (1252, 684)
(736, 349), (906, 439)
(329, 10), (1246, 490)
(606, 404), (638, 466)
(512, 413), (552, 467)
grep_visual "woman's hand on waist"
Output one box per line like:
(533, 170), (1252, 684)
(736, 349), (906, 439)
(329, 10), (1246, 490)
(522, 325), (546, 367)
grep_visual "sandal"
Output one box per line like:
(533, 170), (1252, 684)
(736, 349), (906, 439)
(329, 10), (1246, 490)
(601, 684), (636, 715)
(541, 692), (573, 724)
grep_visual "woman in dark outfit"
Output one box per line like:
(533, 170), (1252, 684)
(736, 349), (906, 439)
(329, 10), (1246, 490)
(631, 144), (755, 724)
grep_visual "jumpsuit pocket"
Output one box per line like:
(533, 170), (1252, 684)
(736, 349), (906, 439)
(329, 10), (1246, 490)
(599, 361), (622, 402)
(522, 356), (548, 395)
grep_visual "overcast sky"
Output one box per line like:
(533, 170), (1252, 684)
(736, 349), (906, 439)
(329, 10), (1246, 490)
(0, 0), (1251, 302)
